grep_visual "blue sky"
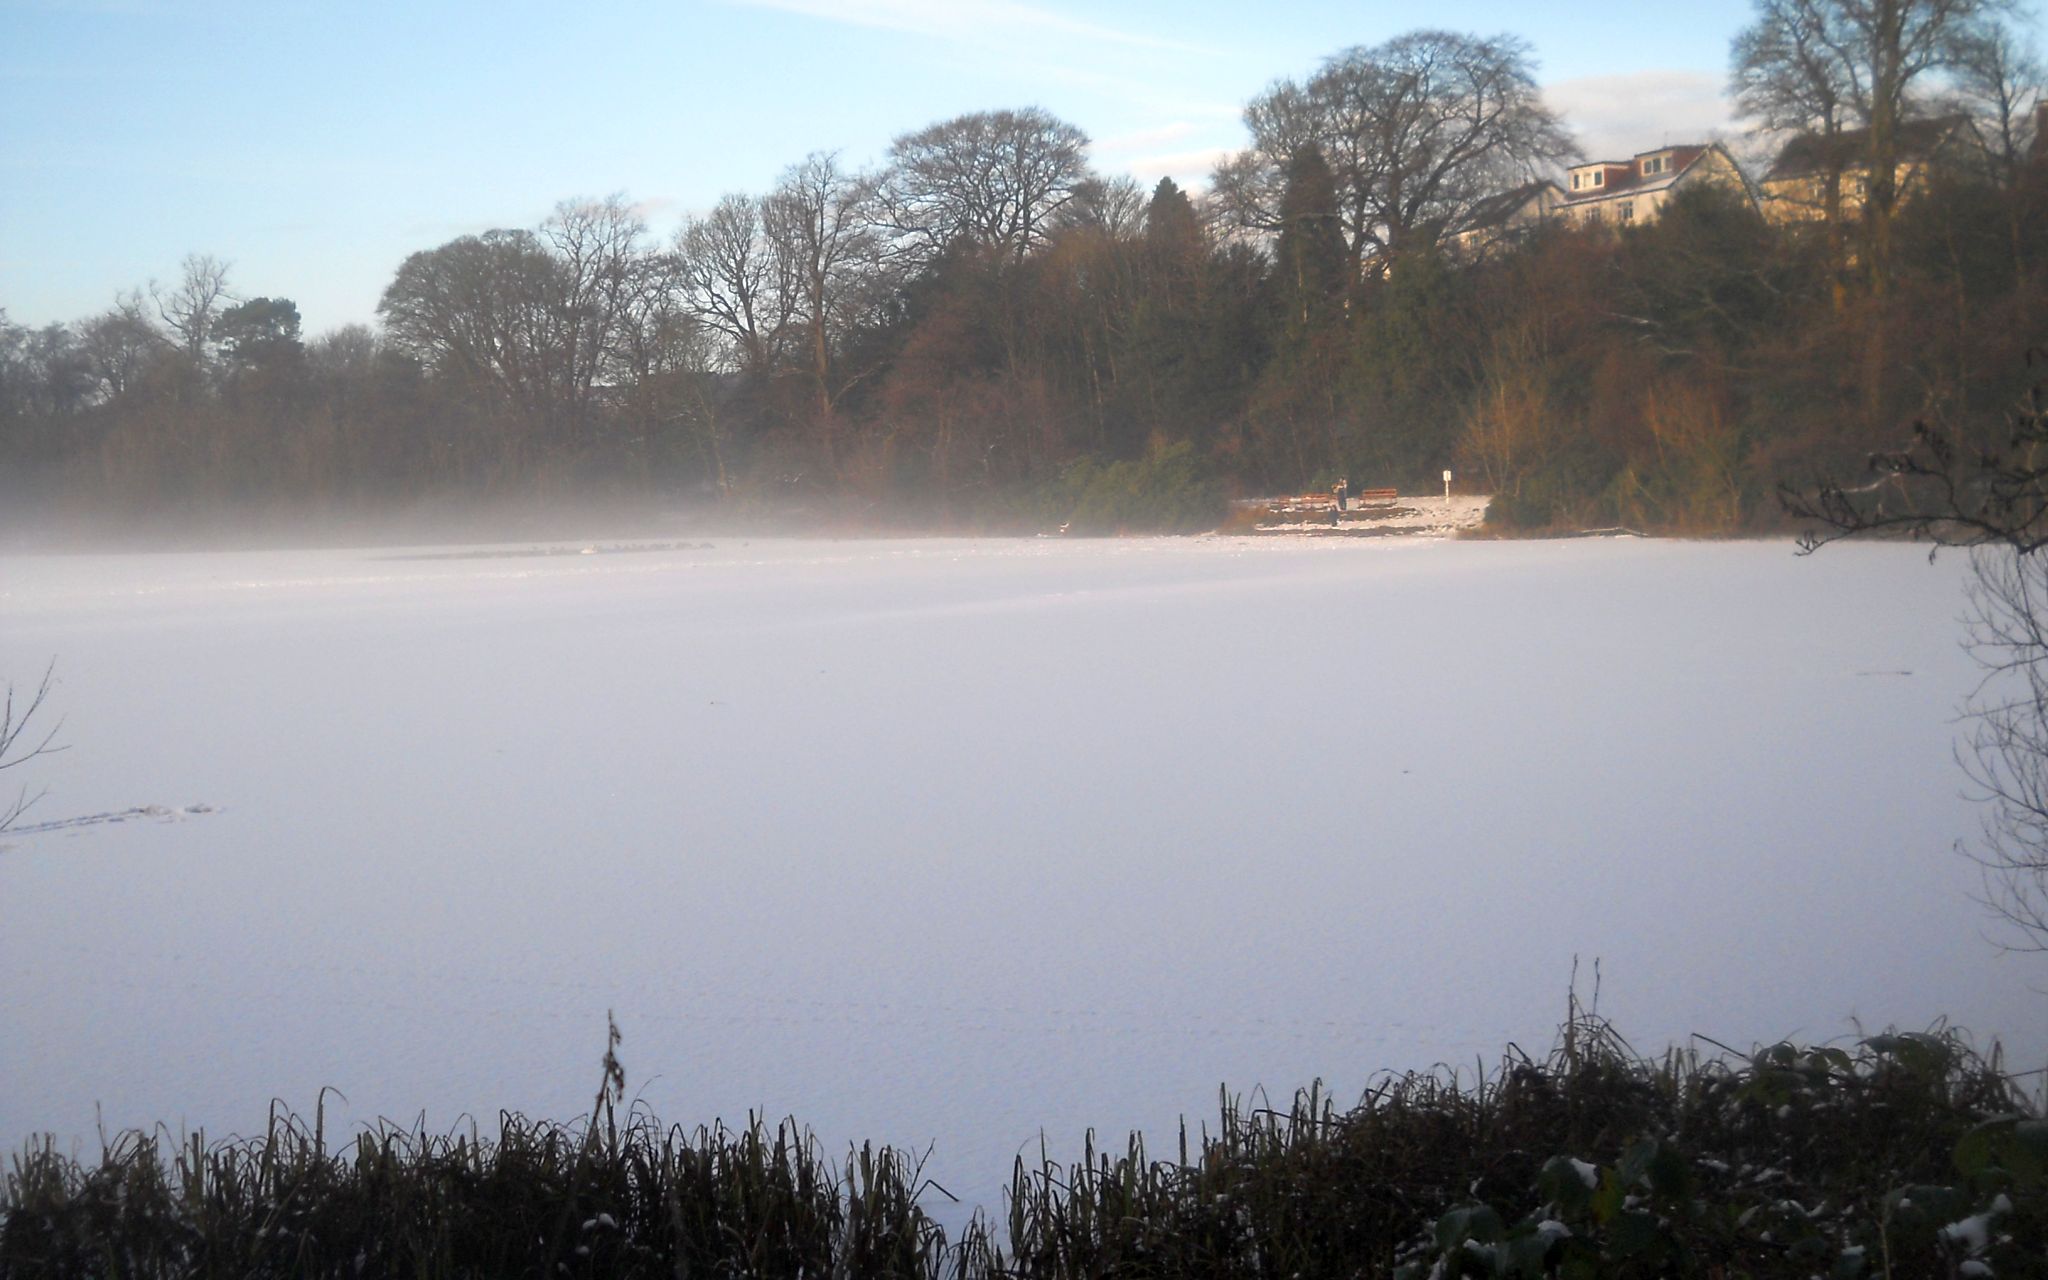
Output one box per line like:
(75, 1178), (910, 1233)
(3, 0), (2041, 334)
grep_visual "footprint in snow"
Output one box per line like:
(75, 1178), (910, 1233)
(4, 804), (220, 837)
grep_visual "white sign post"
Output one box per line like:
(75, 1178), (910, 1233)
(1442, 469), (1452, 502)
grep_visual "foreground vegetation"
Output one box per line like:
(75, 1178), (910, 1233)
(6, 1005), (2042, 1277)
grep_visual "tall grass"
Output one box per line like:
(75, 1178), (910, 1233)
(6, 1003), (2041, 1277)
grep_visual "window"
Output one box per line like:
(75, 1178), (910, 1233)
(1619, 200), (1635, 222)
(1587, 205), (1603, 225)
(1641, 155), (1665, 176)
(1592, 170), (1604, 187)
(1571, 173), (1582, 190)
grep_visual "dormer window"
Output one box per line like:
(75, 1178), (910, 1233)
(1571, 164), (1621, 193)
(1641, 155), (1666, 176)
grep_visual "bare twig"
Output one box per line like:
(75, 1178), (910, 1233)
(0, 660), (66, 833)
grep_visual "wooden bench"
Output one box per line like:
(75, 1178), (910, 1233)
(1353, 487), (1399, 503)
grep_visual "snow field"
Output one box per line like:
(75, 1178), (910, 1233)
(0, 534), (2038, 1225)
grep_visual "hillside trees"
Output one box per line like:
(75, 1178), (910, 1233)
(1213, 31), (1572, 271)
(9, 24), (2048, 533)
(1341, 248), (1478, 488)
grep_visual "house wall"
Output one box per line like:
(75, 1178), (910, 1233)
(1445, 185), (1562, 259)
(1759, 126), (1985, 226)
(1556, 147), (1750, 230)
(1762, 159), (1933, 224)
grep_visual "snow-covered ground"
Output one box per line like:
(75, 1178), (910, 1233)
(1251, 493), (1492, 537)
(0, 534), (2040, 1226)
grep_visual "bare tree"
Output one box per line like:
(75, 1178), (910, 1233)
(539, 194), (650, 437)
(1734, 0), (1861, 272)
(1957, 546), (2048, 949)
(0, 321), (93, 421)
(1787, 356), (2048, 551)
(764, 153), (890, 455)
(151, 253), (234, 361)
(608, 246), (712, 469)
(79, 292), (167, 402)
(1840, 0), (2013, 292)
(309, 323), (382, 377)
(677, 193), (795, 376)
(1, 663), (64, 833)
(1212, 31), (1573, 271)
(379, 197), (657, 455)
(379, 229), (564, 438)
(1951, 22), (2044, 185)
(1733, 0), (1860, 149)
(884, 108), (1093, 262)
(1051, 175), (1149, 240)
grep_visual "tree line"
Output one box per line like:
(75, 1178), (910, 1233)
(3, 5), (2043, 536)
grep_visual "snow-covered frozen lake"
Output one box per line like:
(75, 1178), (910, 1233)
(1, 534), (2040, 1222)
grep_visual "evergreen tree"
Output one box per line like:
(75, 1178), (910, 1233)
(1270, 147), (1349, 343)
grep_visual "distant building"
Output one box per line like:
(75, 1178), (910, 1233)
(1554, 143), (1752, 229)
(1444, 180), (1565, 258)
(1758, 115), (1985, 226)
(1447, 143), (1753, 258)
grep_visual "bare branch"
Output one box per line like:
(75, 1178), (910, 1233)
(0, 661), (66, 834)
(1783, 348), (2048, 553)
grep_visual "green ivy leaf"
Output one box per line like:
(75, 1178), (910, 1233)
(1607, 1209), (1663, 1259)
(1434, 1202), (1505, 1253)
(1592, 1171), (1625, 1226)
(1540, 1156), (1595, 1217)
(1955, 1115), (2048, 1188)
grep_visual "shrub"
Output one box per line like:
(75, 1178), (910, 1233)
(1054, 439), (1230, 534)
(6, 1014), (2040, 1277)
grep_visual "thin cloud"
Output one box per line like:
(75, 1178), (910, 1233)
(628, 196), (682, 221)
(1544, 70), (1741, 164)
(1030, 61), (1238, 113)
(725, 0), (1210, 55)
(1092, 121), (1201, 154)
(1121, 146), (1235, 189)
